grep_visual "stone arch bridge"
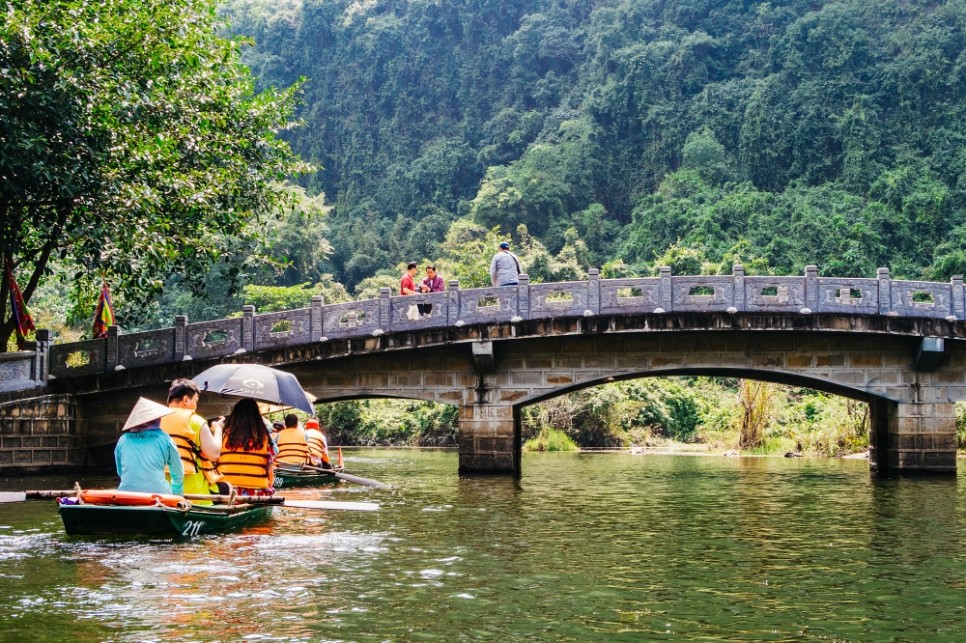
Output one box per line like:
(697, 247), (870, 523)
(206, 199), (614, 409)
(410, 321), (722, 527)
(2, 265), (965, 476)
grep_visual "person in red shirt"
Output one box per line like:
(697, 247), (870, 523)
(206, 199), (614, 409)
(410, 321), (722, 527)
(400, 262), (418, 295)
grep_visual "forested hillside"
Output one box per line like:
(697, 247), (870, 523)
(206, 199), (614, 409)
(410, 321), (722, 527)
(224, 0), (966, 287)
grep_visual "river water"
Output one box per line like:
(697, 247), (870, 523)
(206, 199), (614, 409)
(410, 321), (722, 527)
(0, 449), (964, 642)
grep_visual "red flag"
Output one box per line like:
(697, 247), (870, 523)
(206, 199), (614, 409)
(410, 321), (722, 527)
(4, 257), (35, 339)
(92, 281), (116, 339)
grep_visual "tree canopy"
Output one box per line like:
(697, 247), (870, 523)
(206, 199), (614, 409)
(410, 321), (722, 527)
(0, 0), (311, 347)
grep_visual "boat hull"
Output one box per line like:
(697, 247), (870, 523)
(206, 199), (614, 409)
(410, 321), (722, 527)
(273, 465), (345, 489)
(58, 502), (272, 537)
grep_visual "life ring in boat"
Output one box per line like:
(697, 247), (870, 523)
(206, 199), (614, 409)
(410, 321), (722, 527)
(79, 489), (186, 508)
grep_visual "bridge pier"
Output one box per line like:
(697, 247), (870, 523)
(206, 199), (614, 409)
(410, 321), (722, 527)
(870, 400), (958, 474)
(457, 404), (520, 475)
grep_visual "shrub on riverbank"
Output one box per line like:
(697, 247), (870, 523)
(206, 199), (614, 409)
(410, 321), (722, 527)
(319, 399), (457, 447)
(523, 428), (579, 452)
(957, 403), (966, 450)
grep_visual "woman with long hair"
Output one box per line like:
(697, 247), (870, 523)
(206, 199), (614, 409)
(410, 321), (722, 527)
(217, 398), (275, 494)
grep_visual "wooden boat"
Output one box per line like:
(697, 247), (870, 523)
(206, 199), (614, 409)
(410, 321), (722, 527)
(56, 490), (275, 537)
(273, 463), (346, 489)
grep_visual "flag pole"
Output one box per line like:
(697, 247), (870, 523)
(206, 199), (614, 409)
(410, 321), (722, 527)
(92, 278), (116, 339)
(4, 255), (36, 348)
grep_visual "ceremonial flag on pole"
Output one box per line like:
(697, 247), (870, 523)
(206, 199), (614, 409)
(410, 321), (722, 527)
(4, 256), (35, 340)
(92, 281), (116, 339)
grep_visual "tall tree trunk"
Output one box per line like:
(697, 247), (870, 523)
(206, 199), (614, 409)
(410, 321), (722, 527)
(738, 379), (771, 449)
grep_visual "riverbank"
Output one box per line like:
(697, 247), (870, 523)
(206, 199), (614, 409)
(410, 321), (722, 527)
(619, 445), (870, 459)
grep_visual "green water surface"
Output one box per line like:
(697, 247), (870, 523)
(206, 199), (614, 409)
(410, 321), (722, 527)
(0, 450), (964, 641)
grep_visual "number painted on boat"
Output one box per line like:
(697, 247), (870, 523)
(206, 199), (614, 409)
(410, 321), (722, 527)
(181, 520), (203, 537)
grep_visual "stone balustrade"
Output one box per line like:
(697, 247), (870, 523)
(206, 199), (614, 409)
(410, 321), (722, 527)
(0, 265), (960, 392)
(0, 330), (52, 393)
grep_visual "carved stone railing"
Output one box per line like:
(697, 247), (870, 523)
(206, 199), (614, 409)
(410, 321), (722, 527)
(11, 265), (958, 385)
(0, 331), (51, 393)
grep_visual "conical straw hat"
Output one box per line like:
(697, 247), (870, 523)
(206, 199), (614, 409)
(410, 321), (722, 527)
(122, 397), (176, 431)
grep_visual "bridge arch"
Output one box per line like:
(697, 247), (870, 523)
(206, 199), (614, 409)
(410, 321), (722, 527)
(510, 366), (894, 472)
(449, 325), (960, 476)
(522, 367), (893, 406)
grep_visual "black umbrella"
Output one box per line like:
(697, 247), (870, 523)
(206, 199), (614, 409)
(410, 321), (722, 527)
(192, 363), (315, 415)
(256, 391), (318, 416)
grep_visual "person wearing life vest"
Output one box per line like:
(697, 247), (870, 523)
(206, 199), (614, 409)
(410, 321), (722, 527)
(303, 418), (332, 469)
(270, 420), (284, 445)
(218, 398), (275, 493)
(275, 413), (312, 465)
(160, 378), (223, 503)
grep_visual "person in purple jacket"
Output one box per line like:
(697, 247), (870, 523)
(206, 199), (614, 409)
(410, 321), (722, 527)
(417, 265), (445, 317)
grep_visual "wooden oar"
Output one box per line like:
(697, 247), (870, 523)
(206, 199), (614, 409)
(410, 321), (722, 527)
(0, 489), (79, 503)
(2, 490), (377, 512)
(299, 464), (390, 489)
(280, 499), (379, 512)
(187, 493), (379, 512)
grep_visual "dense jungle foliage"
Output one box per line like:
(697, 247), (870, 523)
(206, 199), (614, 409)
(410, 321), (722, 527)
(224, 0), (966, 284)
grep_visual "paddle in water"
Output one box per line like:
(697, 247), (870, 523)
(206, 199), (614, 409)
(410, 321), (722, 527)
(2, 490), (377, 512)
(298, 463), (390, 489)
(0, 489), (78, 503)
(188, 493), (379, 512)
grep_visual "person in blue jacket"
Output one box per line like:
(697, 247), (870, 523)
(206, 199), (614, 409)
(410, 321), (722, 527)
(115, 397), (185, 496)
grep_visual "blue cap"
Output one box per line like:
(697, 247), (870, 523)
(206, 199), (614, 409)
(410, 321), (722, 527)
(499, 242), (510, 249)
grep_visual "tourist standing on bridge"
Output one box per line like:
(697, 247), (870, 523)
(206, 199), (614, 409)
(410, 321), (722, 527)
(401, 262), (421, 321)
(161, 378), (223, 504)
(417, 264), (445, 317)
(115, 397), (184, 496)
(400, 262), (419, 295)
(490, 241), (521, 287)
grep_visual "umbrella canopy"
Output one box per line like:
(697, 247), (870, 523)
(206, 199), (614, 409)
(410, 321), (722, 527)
(192, 363), (316, 415)
(257, 391), (317, 417)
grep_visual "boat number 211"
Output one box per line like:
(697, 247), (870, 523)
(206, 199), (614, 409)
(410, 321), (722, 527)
(181, 521), (204, 537)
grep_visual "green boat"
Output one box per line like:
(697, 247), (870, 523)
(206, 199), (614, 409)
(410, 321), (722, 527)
(273, 463), (346, 489)
(58, 501), (273, 538)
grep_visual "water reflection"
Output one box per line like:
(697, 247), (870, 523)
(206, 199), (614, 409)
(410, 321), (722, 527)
(0, 451), (964, 641)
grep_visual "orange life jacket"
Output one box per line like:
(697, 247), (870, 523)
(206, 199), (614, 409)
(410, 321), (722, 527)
(218, 438), (274, 490)
(160, 408), (222, 483)
(305, 430), (331, 464)
(275, 427), (311, 465)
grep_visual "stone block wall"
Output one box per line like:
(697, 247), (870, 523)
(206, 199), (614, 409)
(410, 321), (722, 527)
(874, 401), (959, 474)
(458, 404), (520, 474)
(0, 394), (87, 474)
